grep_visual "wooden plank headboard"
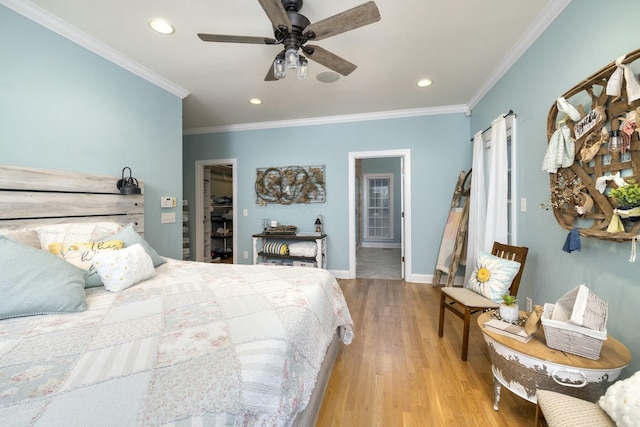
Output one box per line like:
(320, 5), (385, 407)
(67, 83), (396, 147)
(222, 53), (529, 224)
(0, 165), (144, 232)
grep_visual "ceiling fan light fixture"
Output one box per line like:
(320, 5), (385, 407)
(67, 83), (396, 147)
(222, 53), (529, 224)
(296, 56), (308, 80)
(274, 57), (287, 79)
(285, 48), (299, 70)
(149, 18), (174, 35)
(197, 0), (382, 82)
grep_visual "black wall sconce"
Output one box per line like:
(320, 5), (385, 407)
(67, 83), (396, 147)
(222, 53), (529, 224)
(116, 167), (142, 195)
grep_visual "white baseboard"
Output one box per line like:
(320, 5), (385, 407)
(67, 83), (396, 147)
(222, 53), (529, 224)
(406, 273), (431, 284)
(330, 270), (464, 286)
(427, 274), (465, 286)
(361, 242), (401, 249)
(329, 269), (350, 279)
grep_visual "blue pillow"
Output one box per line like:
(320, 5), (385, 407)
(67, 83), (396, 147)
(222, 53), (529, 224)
(0, 236), (87, 320)
(465, 250), (521, 303)
(99, 223), (165, 267)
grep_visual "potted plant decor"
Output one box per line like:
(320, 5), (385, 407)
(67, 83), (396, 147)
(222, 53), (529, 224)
(609, 181), (640, 208)
(609, 181), (640, 221)
(499, 294), (520, 323)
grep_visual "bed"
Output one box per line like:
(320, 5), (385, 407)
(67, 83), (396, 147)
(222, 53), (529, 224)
(0, 165), (353, 426)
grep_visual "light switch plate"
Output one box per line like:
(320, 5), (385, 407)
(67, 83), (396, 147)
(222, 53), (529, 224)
(161, 212), (176, 223)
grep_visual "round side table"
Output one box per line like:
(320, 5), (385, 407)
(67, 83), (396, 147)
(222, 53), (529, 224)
(478, 311), (630, 410)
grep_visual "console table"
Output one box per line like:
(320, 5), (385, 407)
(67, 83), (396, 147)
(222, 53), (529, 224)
(252, 233), (327, 269)
(477, 311), (630, 410)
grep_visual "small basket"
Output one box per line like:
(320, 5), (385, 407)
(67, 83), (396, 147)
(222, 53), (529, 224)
(542, 303), (607, 360)
(553, 284), (608, 332)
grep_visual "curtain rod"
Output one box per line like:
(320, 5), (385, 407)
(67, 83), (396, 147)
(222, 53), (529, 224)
(469, 110), (516, 141)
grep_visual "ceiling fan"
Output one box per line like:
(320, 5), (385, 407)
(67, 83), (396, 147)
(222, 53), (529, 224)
(197, 0), (381, 81)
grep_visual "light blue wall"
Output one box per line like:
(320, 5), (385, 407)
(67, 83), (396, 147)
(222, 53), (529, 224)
(471, 0), (639, 376)
(362, 157), (402, 244)
(183, 113), (471, 273)
(0, 5), (183, 259)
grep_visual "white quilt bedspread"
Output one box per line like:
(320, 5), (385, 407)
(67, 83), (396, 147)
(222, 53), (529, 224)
(0, 259), (353, 426)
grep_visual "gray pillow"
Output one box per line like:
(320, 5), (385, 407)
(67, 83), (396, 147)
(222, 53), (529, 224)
(2, 229), (41, 249)
(99, 223), (166, 267)
(0, 236), (88, 320)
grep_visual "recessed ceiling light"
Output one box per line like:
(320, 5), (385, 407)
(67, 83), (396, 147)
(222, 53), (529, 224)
(249, 98), (262, 105)
(316, 71), (340, 83)
(417, 79), (433, 88)
(149, 19), (174, 35)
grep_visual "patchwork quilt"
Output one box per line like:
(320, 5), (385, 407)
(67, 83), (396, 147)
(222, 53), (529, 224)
(0, 260), (353, 426)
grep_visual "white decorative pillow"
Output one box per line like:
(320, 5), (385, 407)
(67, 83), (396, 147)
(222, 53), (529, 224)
(35, 222), (124, 251)
(598, 371), (640, 427)
(99, 223), (166, 267)
(92, 243), (155, 292)
(465, 251), (521, 303)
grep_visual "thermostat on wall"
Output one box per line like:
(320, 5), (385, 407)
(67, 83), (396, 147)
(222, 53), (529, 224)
(161, 196), (176, 208)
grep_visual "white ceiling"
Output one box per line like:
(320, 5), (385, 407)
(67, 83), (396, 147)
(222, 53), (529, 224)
(7, 0), (569, 132)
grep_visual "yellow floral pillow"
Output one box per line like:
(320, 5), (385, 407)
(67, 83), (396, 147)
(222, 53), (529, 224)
(48, 240), (123, 287)
(465, 251), (521, 303)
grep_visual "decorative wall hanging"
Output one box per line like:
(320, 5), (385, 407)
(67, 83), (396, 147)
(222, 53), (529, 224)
(545, 48), (640, 241)
(255, 165), (326, 204)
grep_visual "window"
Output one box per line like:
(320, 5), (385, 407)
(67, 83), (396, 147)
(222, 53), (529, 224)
(364, 174), (393, 240)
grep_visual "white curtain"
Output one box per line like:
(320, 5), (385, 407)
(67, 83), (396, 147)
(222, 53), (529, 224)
(465, 115), (510, 283)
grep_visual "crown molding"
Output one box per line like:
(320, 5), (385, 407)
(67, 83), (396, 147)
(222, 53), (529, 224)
(1, 0), (190, 99)
(183, 104), (471, 135)
(467, 0), (572, 109)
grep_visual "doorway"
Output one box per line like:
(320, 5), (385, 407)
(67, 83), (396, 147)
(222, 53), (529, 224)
(194, 159), (238, 263)
(348, 149), (412, 280)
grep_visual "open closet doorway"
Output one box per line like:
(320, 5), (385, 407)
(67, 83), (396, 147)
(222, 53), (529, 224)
(194, 159), (238, 264)
(348, 149), (412, 281)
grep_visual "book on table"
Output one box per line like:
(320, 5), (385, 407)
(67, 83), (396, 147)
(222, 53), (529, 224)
(484, 318), (534, 343)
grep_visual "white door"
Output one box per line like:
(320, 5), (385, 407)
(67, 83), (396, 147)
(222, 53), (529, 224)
(400, 156), (405, 279)
(348, 149), (412, 281)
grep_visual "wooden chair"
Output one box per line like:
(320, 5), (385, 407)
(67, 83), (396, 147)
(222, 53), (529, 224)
(438, 242), (528, 361)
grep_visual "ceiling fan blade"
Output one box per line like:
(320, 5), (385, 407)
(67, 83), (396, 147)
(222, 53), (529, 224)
(305, 45), (357, 76)
(265, 51), (285, 81)
(303, 1), (381, 41)
(257, 0), (292, 32)
(198, 33), (276, 44)
(265, 67), (278, 81)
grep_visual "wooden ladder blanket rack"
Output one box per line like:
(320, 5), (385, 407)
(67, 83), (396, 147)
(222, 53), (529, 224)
(433, 170), (471, 287)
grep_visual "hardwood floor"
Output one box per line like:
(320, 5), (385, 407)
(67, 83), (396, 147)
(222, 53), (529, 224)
(316, 278), (537, 426)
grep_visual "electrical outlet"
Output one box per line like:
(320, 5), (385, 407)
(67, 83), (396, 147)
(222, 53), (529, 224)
(525, 297), (533, 312)
(243, 251), (249, 259)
